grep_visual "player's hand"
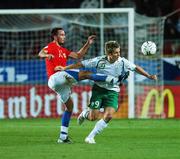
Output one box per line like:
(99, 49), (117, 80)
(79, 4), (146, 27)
(88, 35), (96, 44)
(46, 54), (54, 60)
(148, 75), (157, 80)
(54, 66), (65, 71)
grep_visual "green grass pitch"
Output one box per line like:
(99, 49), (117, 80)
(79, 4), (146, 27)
(0, 118), (180, 159)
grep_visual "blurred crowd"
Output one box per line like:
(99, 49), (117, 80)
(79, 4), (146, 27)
(0, 0), (180, 57)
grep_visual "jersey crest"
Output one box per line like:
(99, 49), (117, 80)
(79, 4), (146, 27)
(96, 59), (106, 69)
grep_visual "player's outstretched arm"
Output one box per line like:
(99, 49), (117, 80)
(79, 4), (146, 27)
(54, 62), (84, 71)
(135, 65), (157, 80)
(38, 49), (54, 60)
(69, 35), (96, 59)
(55, 62), (120, 85)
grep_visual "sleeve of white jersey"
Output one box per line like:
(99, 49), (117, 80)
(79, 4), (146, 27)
(122, 58), (136, 71)
(81, 57), (100, 68)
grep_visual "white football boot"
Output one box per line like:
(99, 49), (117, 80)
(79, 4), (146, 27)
(85, 137), (96, 144)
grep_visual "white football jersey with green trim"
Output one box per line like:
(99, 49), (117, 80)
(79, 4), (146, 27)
(81, 56), (136, 92)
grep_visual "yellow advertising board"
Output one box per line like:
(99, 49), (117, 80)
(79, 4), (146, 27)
(141, 89), (175, 118)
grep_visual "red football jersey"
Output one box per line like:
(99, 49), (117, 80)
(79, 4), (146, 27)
(44, 42), (71, 78)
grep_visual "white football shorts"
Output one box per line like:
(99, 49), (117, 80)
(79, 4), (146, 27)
(48, 70), (78, 103)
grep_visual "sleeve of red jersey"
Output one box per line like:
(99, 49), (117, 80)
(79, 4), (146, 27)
(43, 46), (49, 53)
(65, 48), (72, 56)
(43, 44), (53, 53)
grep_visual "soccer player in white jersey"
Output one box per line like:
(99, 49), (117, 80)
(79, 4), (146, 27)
(39, 28), (120, 144)
(56, 41), (157, 144)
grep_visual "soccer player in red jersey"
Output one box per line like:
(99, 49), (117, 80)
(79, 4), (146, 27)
(39, 27), (96, 143)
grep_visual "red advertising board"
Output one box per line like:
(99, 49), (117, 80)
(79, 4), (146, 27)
(0, 84), (128, 119)
(0, 85), (92, 119)
(0, 84), (179, 119)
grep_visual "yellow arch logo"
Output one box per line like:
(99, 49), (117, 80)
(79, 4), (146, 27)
(141, 89), (175, 118)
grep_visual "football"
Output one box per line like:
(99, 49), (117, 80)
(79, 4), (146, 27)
(141, 41), (157, 55)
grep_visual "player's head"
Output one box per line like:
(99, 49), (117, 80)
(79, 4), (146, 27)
(105, 41), (120, 63)
(51, 27), (66, 45)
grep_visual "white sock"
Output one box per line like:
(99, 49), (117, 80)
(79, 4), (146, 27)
(82, 109), (90, 119)
(87, 119), (108, 139)
(60, 126), (68, 140)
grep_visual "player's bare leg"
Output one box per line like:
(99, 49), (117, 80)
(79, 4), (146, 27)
(77, 108), (99, 125)
(103, 107), (115, 123)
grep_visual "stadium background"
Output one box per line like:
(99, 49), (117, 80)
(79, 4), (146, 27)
(0, 1), (180, 159)
(0, 0), (180, 119)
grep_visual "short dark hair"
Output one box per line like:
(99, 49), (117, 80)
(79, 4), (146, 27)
(105, 41), (120, 54)
(51, 27), (63, 39)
